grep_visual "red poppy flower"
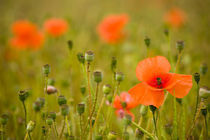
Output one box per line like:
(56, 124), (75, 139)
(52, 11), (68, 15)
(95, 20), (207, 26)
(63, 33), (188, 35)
(44, 18), (68, 37)
(164, 8), (186, 28)
(10, 20), (44, 50)
(97, 14), (129, 44)
(113, 92), (135, 120)
(128, 56), (192, 108)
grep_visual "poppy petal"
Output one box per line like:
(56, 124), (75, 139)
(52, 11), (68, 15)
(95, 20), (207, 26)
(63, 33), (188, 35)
(128, 82), (165, 108)
(136, 56), (171, 82)
(167, 74), (192, 98)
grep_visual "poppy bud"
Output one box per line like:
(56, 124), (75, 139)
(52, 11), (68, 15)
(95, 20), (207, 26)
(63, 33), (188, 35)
(46, 85), (57, 95)
(144, 36), (150, 48)
(103, 84), (111, 95)
(164, 29), (169, 37)
(46, 117), (53, 125)
(85, 51), (94, 63)
(95, 135), (103, 140)
(140, 105), (148, 116)
(93, 71), (102, 83)
(48, 112), (56, 121)
(67, 40), (73, 51)
(200, 63), (208, 75)
(201, 105), (207, 117)
(26, 121), (35, 132)
(107, 94), (113, 104)
(107, 131), (117, 140)
(193, 73), (200, 84)
(149, 105), (157, 113)
(123, 132), (129, 140)
(58, 95), (67, 106)
(123, 114), (132, 126)
(136, 129), (144, 139)
(176, 40), (185, 53)
(0, 114), (9, 125)
(77, 52), (85, 64)
(37, 98), (45, 108)
(115, 72), (124, 82)
(111, 57), (117, 72)
(199, 87), (210, 99)
(77, 103), (85, 115)
(80, 85), (86, 95)
(61, 104), (70, 116)
(43, 64), (50, 76)
(48, 78), (55, 86)
(18, 90), (30, 102)
(33, 101), (41, 112)
(121, 101), (127, 108)
(42, 126), (47, 136)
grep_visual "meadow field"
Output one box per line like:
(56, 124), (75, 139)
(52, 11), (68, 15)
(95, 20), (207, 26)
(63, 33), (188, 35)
(0, 0), (209, 139)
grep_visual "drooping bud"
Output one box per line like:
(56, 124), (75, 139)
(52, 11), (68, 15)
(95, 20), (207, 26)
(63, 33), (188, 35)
(199, 86), (210, 99)
(37, 98), (45, 108)
(140, 105), (148, 116)
(95, 135), (103, 140)
(123, 114), (132, 126)
(194, 72), (200, 84)
(33, 101), (41, 112)
(77, 52), (85, 64)
(0, 114), (9, 125)
(80, 85), (86, 95)
(48, 78), (55, 86)
(85, 51), (94, 63)
(46, 117), (53, 125)
(115, 72), (124, 82)
(67, 40), (73, 51)
(149, 105), (157, 113)
(58, 95), (67, 106)
(61, 104), (70, 116)
(43, 64), (50, 76)
(176, 40), (185, 53)
(26, 121), (35, 132)
(93, 71), (102, 83)
(144, 36), (150, 48)
(48, 112), (56, 121)
(77, 103), (85, 115)
(107, 131), (117, 140)
(200, 63), (208, 75)
(103, 84), (111, 95)
(46, 85), (57, 95)
(111, 57), (117, 72)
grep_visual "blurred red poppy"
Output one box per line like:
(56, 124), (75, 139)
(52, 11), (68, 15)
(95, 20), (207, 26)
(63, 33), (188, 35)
(44, 18), (68, 37)
(113, 92), (135, 120)
(97, 14), (129, 44)
(10, 20), (44, 50)
(128, 56), (192, 108)
(164, 8), (186, 28)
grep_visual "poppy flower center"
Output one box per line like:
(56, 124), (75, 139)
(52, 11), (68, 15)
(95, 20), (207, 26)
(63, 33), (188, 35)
(147, 75), (171, 89)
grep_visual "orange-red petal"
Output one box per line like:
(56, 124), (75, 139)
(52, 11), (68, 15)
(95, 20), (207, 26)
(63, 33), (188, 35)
(136, 56), (171, 82)
(128, 82), (165, 108)
(166, 74), (192, 98)
(113, 92), (136, 109)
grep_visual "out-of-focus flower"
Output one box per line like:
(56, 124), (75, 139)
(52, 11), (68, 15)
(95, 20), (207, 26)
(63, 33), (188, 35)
(128, 56), (192, 108)
(164, 8), (186, 28)
(113, 92), (135, 120)
(97, 14), (129, 44)
(10, 20), (44, 50)
(44, 18), (68, 37)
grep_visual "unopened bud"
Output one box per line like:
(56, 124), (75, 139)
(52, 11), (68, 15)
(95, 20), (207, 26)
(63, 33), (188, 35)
(93, 71), (102, 83)
(80, 85), (86, 95)
(103, 84), (111, 95)
(199, 87), (210, 99)
(26, 121), (35, 132)
(140, 105), (148, 116)
(58, 95), (67, 106)
(77, 53), (85, 64)
(77, 103), (85, 115)
(107, 131), (117, 140)
(115, 72), (124, 82)
(67, 40), (73, 51)
(48, 112), (56, 121)
(46, 117), (53, 125)
(200, 63), (208, 75)
(18, 89), (30, 102)
(43, 64), (50, 76)
(176, 40), (185, 53)
(85, 51), (94, 63)
(194, 73), (200, 84)
(144, 36), (150, 48)
(0, 114), (9, 125)
(33, 101), (41, 112)
(111, 57), (117, 72)
(46, 85), (57, 95)
(61, 104), (70, 116)
(48, 78), (55, 86)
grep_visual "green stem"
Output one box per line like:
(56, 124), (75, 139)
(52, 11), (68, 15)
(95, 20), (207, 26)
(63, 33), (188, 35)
(1, 125), (4, 140)
(204, 115), (208, 139)
(175, 53), (182, 73)
(24, 132), (29, 140)
(53, 121), (58, 137)
(94, 96), (105, 129)
(132, 121), (157, 140)
(22, 101), (27, 129)
(79, 115), (83, 140)
(173, 91), (177, 140)
(59, 118), (65, 140)
(65, 116), (71, 136)
(194, 84), (200, 122)
(152, 111), (157, 135)
(181, 100), (186, 140)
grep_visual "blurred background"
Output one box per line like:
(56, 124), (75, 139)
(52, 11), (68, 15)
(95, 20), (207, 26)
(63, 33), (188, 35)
(0, 0), (209, 138)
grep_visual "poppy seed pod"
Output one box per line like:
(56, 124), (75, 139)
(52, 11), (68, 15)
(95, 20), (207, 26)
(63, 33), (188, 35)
(111, 57), (117, 72)
(144, 36), (150, 48)
(37, 98), (45, 108)
(18, 90), (30, 102)
(46, 117), (53, 125)
(43, 64), (50, 76)
(149, 105), (157, 113)
(193, 72), (200, 84)
(115, 72), (124, 82)
(200, 63), (208, 75)
(140, 105), (148, 116)
(103, 84), (111, 95)
(26, 121), (35, 132)
(48, 112), (56, 121)
(93, 71), (102, 83)
(85, 51), (94, 63)
(0, 114), (9, 125)
(77, 52), (85, 64)
(33, 101), (41, 112)
(42, 126), (47, 136)
(48, 78), (55, 86)
(176, 40), (185, 53)
(80, 85), (86, 95)
(58, 95), (67, 106)
(123, 114), (132, 126)
(199, 87), (210, 99)
(46, 85), (57, 95)
(67, 40), (73, 51)
(95, 135), (103, 140)
(107, 131), (117, 140)
(77, 103), (85, 115)
(61, 104), (70, 116)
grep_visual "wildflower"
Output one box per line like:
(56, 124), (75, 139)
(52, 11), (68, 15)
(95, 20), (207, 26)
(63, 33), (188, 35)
(128, 56), (192, 108)
(10, 20), (44, 50)
(97, 14), (129, 44)
(44, 18), (68, 37)
(113, 92), (135, 120)
(164, 8), (186, 28)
